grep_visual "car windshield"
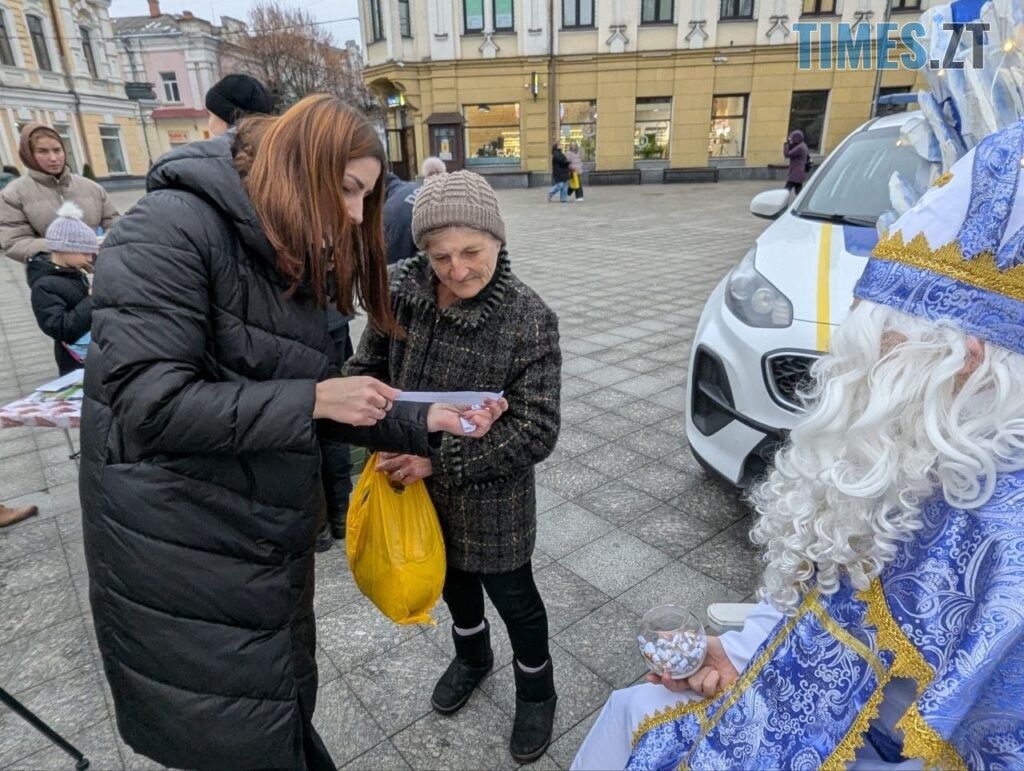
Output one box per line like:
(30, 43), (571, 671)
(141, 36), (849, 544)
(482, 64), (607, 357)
(793, 124), (933, 225)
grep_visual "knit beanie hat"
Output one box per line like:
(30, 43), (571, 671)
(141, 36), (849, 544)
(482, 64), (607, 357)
(45, 202), (99, 255)
(204, 74), (273, 125)
(412, 170), (506, 248)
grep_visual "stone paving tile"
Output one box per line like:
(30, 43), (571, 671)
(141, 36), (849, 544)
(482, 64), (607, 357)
(391, 692), (513, 771)
(681, 517), (764, 596)
(553, 600), (647, 690)
(618, 563), (744, 628)
(318, 596), (422, 671)
(575, 480), (663, 527)
(0, 578), (80, 644)
(631, 505), (720, 560)
(560, 530), (671, 598)
(345, 636), (450, 737)
(0, 664), (109, 766)
(341, 739), (412, 770)
(0, 183), (774, 768)
(314, 677), (387, 767)
(5, 716), (125, 771)
(535, 502), (613, 559)
(0, 616), (92, 695)
(535, 460), (609, 500)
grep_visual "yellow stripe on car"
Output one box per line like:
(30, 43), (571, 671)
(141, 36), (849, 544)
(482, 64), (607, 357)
(816, 223), (833, 351)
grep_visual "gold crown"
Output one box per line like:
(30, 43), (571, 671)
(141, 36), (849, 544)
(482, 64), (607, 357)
(871, 231), (1024, 303)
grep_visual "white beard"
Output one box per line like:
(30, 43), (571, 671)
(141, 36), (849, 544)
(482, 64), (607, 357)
(750, 301), (1024, 614)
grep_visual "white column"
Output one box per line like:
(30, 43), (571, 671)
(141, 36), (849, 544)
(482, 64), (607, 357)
(186, 62), (202, 108)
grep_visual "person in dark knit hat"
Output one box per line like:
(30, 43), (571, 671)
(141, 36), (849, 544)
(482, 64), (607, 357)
(27, 200), (99, 374)
(344, 169), (562, 765)
(205, 73), (274, 136)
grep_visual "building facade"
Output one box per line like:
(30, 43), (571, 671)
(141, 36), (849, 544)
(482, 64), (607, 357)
(0, 0), (148, 177)
(114, 1), (252, 157)
(360, 0), (927, 181)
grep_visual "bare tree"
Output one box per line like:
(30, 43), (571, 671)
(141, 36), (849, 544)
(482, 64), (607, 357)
(242, 1), (382, 116)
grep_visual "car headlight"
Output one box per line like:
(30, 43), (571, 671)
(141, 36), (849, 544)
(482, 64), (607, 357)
(724, 247), (793, 328)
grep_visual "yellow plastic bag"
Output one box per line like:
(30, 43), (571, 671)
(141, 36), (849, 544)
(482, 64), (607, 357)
(569, 172), (581, 190)
(346, 453), (446, 625)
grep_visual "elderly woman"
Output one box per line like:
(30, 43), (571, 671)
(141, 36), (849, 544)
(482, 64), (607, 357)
(344, 170), (562, 764)
(0, 123), (117, 263)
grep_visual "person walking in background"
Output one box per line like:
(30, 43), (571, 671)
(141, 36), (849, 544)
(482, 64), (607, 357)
(79, 95), (506, 771)
(0, 123), (117, 264)
(548, 143), (571, 203)
(27, 202), (97, 375)
(421, 156), (447, 178)
(383, 170), (421, 264)
(565, 143), (584, 202)
(205, 73), (274, 136)
(782, 129), (810, 195)
(0, 164), (19, 191)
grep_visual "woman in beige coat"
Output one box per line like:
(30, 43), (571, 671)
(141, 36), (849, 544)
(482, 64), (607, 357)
(0, 123), (118, 263)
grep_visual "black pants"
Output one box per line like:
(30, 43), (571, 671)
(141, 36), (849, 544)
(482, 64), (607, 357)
(785, 180), (803, 194)
(443, 561), (550, 668)
(570, 181), (584, 199)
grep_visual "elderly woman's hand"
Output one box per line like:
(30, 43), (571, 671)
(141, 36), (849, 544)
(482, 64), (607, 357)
(313, 376), (401, 427)
(426, 398), (509, 438)
(377, 453), (433, 485)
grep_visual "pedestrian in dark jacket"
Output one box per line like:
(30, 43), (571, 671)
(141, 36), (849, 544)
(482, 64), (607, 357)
(547, 144), (571, 203)
(783, 129), (810, 194)
(27, 201), (98, 374)
(383, 171), (421, 263)
(0, 164), (18, 191)
(345, 170), (562, 764)
(80, 96), (506, 771)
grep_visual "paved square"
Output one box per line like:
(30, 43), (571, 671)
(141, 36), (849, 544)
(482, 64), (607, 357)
(0, 180), (772, 769)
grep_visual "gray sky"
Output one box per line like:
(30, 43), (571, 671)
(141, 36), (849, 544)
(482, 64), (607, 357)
(108, 0), (363, 49)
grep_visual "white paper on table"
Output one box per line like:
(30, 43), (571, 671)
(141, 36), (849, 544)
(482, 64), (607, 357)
(36, 369), (85, 393)
(395, 390), (504, 434)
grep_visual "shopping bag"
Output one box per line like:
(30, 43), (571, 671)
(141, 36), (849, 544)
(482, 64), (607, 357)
(346, 453), (446, 625)
(569, 172), (580, 190)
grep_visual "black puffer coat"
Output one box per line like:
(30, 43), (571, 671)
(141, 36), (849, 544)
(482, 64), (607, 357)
(25, 253), (91, 374)
(80, 135), (432, 770)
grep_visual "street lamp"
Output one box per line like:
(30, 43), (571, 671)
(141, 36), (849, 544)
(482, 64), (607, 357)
(125, 81), (157, 167)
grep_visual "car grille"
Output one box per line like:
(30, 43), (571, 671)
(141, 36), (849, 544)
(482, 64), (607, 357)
(764, 352), (818, 412)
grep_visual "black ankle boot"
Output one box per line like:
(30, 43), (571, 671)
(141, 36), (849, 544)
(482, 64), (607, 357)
(510, 660), (557, 764)
(326, 505), (346, 540)
(314, 524), (333, 553)
(431, 621), (494, 714)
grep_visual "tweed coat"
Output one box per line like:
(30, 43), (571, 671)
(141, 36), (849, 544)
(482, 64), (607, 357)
(345, 251), (562, 573)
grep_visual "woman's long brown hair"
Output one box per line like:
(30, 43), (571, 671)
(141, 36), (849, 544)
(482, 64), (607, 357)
(234, 94), (399, 336)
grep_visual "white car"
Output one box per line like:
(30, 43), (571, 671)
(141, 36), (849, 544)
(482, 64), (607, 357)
(685, 113), (935, 487)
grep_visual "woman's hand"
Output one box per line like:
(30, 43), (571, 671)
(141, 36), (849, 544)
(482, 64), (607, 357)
(313, 376), (400, 427)
(426, 398), (509, 438)
(643, 636), (739, 698)
(376, 453), (433, 486)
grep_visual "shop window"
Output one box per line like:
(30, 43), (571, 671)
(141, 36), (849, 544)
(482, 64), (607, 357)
(876, 86), (912, 116)
(708, 94), (748, 157)
(559, 100), (597, 162)
(892, 0), (921, 8)
(634, 97), (671, 160)
(789, 90), (829, 152)
(464, 103), (521, 167)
